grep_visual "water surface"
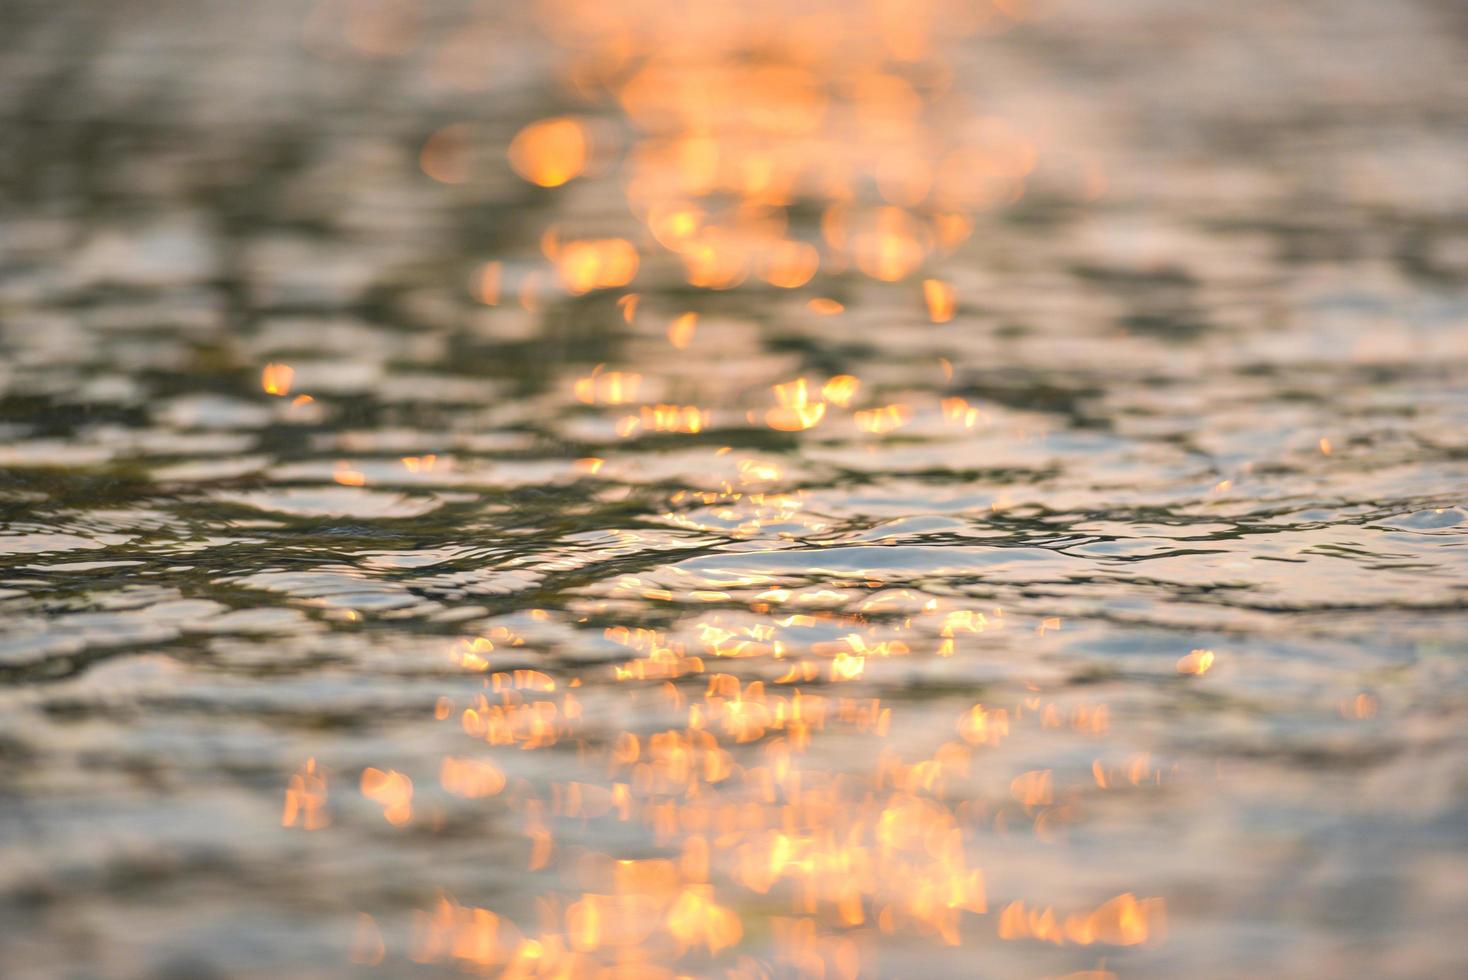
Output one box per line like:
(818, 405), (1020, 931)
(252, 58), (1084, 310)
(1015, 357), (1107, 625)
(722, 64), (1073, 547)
(3, 1), (1468, 977)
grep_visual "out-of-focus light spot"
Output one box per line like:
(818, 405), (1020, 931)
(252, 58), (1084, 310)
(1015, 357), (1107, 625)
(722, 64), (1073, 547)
(923, 278), (956, 322)
(282, 757), (328, 829)
(475, 261), (501, 305)
(766, 378), (826, 431)
(821, 375), (860, 407)
(761, 240), (820, 288)
(639, 404), (709, 434)
(617, 293), (639, 323)
(830, 651), (865, 681)
(666, 885), (743, 954)
(1177, 649), (1215, 675)
(361, 767), (413, 826)
(933, 212), (974, 250)
(441, 757), (506, 798)
(1010, 769), (1053, 807)
(852, 207), (928, 281)
(855, 404), (913, 434)
(508, 116), (588, 187)
(668, 311), (698, 349)
(999, 894), (1165, 947)
(574, 367), (642, 405)
(958, 705), (1009, 746)
(555, 238), (639, 294)
(941, 396), (981, 427)
(333, 463), (367, 487)
(262, 363), (294, 396)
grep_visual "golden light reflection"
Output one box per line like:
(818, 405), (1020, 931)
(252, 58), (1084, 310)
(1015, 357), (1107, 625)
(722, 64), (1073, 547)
(441, 756), (507, 798)
(854, 403), (913, 434)
(360, 767), (413, 826)
(1176, 649), (1215, 676)
(261, 363), (294, 397)
(318, 594), (1186, 972)
(821, 375), (860, 408)
(552, 237), (639, 294)
(300, 4), (1188, 974)
(281, 757), (328, 829)
(573, 366), (642, 405)
(667, 311), (698, 350)
(332, 462), (367, 487)
(508, 116), (589, 187)
(998, 893), (1166, 947)
(766, 378), (826, 432)
(924, 277), (957, 322)
(1341, 692), (1379, 719)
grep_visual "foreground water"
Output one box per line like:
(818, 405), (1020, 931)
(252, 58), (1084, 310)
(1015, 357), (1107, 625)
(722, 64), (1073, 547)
(3, 1), (1468, 977)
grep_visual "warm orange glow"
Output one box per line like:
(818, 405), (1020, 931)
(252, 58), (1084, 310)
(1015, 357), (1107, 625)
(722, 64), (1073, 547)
(635, 404), (709, 434)
(1177, 649), (1215, 675)
(829, 651), (865, 681)
(261, 363), (294, 397)
(667, 885), (742, 953)
(1011, 769), (1053, 807)
(1000, 894), (1166, 947)
(855, 404), (913, 434)
(475, 260), (502, 305)
(923, 277), (956, 322)
(282, 757), (328, 829)
(290, 9), (1203, 976)
(617, 293), (639, 322)
(508, 116), (588, 187)
(1342, 692), (1379, 719)
(440, 756), (506, 798)
(761, 240), (820, 288)
(941, 396), (981, 428)
(766, 378), (827, 431)
(554, 238), (639, 294)
(821, 375), (861, 408)
(333, 463), (367, 487)
(852, 207), (929, 281)
(958, 705), (1010, 746)
(410, 894), (515, 968)
(573, 367), (642, 405)
(360, 767), (413, 826)
(668, 311), (698, 349)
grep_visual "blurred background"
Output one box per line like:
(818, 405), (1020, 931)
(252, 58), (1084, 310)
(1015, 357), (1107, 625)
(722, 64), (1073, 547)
(2, 1), (1468, 977)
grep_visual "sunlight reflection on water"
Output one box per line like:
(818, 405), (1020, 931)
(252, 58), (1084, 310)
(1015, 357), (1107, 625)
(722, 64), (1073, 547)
(2, 0), (1468, 977)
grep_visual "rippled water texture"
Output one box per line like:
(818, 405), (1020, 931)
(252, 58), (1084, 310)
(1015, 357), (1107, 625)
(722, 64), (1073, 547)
(3, 1), (1468, 977)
